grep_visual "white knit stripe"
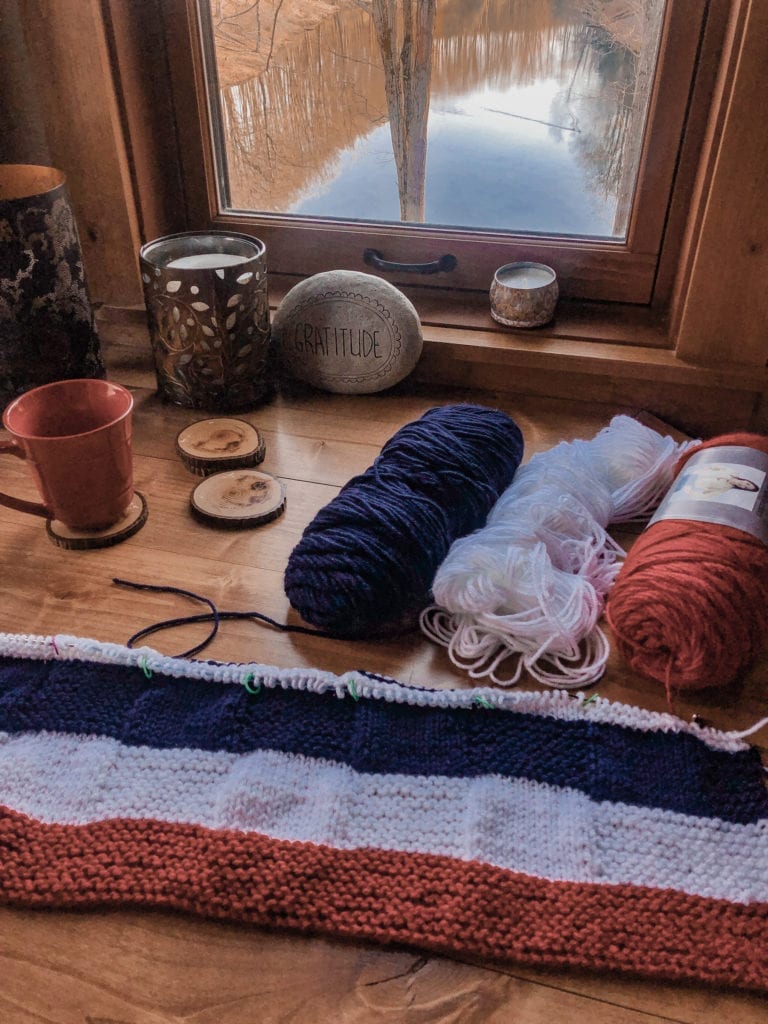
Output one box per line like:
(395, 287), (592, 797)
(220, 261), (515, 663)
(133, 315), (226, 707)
(0, 631), (754, 753)
(1, 729), (765, 904)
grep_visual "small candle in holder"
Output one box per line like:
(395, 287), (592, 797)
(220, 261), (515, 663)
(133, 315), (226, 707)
(490, 261), (559, 328)
(165, 252), (249, 270)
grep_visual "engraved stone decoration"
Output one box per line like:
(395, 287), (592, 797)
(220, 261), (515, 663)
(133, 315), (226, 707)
(271, 270), (423, 394)
(139, 232), (272, 412)
(0, 164), (104, 412)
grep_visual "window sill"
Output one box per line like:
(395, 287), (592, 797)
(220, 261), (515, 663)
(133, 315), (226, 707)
(101, 280), (768, 437)
(269, 274), (670, 349)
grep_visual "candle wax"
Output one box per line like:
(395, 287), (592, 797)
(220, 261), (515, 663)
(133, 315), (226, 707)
(497, 266), (555, 289)
(166, 253), (249, 270)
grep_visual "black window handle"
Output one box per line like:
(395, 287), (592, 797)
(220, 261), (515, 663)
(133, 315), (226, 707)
(363, 248), (457, 275)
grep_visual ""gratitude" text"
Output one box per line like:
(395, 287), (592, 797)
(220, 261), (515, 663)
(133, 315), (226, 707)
(291, 323), (384, 359)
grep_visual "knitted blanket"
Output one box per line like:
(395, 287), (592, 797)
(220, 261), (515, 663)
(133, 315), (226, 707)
(1, 633), (766, 991)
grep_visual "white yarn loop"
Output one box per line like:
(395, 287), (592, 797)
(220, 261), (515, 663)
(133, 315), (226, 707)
(421, 415), (695, 688)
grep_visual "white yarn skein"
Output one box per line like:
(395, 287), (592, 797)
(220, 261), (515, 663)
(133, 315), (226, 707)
(420, 415), (694, 689)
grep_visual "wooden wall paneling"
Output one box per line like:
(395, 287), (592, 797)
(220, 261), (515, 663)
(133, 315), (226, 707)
(672, 0), (768, 366)
(102, 0), (188, 245)
(0, 0), (50, 164)
(17, 0), (143, 308)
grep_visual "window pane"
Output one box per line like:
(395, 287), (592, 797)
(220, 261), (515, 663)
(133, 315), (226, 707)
(204, 0), (667, 240)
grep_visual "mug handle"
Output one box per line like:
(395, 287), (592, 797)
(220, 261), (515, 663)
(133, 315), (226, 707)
(0, 439), (50, 518)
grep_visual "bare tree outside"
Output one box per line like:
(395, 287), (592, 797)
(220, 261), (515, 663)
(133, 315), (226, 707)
(205, 0), (667, 238)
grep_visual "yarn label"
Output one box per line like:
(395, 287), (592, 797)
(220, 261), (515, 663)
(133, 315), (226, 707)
(648, 446), (768, 544)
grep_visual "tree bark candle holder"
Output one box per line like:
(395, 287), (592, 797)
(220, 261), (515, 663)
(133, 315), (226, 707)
(139, 231), (271, 412)
(490, 262), (559, 329)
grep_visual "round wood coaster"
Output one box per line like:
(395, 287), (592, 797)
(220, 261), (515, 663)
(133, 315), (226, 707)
(176, 418), (266, 476)
(46, 491), (148, 549)
(190, 470), (285, 528)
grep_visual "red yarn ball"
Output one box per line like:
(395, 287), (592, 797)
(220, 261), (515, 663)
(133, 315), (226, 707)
(606, 433), (768, 692)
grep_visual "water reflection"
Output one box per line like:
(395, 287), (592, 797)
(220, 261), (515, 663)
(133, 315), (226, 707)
(210, 0), (664, 238)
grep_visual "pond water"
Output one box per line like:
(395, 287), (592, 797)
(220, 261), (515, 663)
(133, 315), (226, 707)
(291, 82), (616, 236)
(213, 0), (665, 239)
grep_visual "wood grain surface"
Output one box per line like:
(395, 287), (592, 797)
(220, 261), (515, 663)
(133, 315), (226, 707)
(0, 328), (765, 1024)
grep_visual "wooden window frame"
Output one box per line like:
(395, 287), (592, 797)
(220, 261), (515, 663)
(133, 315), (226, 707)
(3, 0), (765, 435)
(154, 0), (706, 306)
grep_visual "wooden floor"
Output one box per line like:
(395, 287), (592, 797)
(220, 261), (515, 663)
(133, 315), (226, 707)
(0, 326), (766, 1023)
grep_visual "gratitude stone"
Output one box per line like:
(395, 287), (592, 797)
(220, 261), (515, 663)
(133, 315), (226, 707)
(271, 270), (423, 394)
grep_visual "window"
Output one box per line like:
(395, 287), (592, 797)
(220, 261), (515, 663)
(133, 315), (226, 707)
(27, 0), (761, 431)
(209, 0), (662, 241)
(159, 0), (707, 305)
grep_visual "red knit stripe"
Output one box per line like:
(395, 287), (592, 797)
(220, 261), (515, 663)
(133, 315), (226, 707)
(1, 807), (766, 990)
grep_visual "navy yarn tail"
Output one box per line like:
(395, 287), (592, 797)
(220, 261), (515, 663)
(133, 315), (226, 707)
(113, 577), (340, 659)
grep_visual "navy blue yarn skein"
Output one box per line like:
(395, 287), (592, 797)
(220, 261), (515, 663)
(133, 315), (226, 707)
(284, 404), (524, 638)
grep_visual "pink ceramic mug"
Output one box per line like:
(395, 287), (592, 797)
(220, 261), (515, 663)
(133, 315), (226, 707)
(0, 378), (134, 530)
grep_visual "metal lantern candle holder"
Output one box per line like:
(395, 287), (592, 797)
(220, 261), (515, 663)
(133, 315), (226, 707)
(139, 231), (272, 412)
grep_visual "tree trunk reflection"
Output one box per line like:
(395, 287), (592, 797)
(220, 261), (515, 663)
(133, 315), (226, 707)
(371, 0), (436, 222)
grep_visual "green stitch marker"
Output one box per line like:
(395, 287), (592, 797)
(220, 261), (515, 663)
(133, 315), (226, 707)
(243, 672), (261, 695)
(139, 656), (152, 679)
(347, 677), (360, 701)
(582, 693), (599, 707)
(473, 695), (494, 710)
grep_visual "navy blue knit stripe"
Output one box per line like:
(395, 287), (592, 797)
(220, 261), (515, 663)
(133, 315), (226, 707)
(0, 656), (765, 825)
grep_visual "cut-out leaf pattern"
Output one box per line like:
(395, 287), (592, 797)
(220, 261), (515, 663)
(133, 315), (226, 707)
(147, 267), (271, 409)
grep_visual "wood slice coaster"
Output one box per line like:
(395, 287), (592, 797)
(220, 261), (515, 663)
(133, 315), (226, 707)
(47, 492), (148, 550)
(190, 470), (286, 529)
(176, 418), (266, 476)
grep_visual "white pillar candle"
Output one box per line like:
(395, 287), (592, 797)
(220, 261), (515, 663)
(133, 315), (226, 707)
(166, 252), (249, 270)
(496, 265), (555, 289)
